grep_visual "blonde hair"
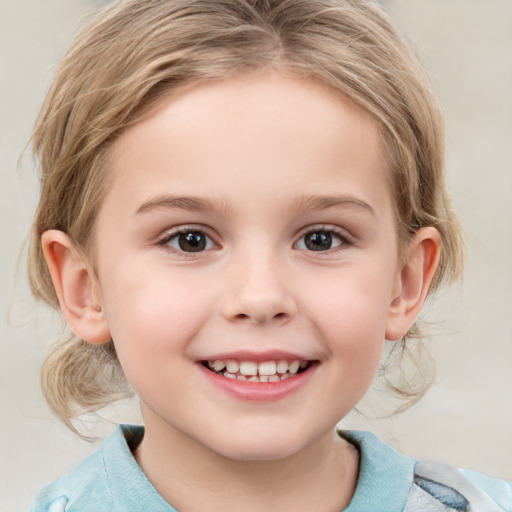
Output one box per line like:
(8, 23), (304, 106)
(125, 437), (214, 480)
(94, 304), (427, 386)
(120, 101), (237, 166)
(29, 0), (464, 432)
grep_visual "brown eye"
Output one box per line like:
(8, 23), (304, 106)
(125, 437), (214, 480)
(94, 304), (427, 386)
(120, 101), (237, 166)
(178, 232), (207, 252)
(165, 230), (214, 253)
(296, 230), (345, 252)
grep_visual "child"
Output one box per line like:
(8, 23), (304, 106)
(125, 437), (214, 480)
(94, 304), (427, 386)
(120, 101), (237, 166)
(28, 0), (511, 510)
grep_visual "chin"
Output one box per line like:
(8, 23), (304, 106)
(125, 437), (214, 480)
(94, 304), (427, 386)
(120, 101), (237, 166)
(208, 430), (313, 463)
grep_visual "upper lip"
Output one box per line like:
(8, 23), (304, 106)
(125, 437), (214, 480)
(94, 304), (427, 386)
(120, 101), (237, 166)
(198, 350), (315, 363)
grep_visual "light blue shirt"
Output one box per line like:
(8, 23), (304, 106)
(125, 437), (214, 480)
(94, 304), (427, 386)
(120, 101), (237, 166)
(31, 425), (512, 511)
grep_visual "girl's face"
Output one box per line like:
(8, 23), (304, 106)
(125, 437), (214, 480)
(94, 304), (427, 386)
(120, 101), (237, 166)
(93, 72), (406, 461)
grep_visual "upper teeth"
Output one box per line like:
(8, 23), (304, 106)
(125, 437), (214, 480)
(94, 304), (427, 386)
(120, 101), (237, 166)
(208, 359), (308, 377)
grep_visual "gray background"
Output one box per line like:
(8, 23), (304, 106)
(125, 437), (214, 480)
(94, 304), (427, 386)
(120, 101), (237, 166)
(1, 0), (511, 510)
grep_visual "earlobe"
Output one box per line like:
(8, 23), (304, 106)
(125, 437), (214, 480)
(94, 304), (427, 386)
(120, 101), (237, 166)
(385, 227), (441, 341)
(41, 230), (111, 344)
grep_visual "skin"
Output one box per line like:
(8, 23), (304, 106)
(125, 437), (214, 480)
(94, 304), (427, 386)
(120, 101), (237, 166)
(42, 71), (440, 511)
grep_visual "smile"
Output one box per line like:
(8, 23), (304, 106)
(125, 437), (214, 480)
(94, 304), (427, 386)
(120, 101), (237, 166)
(202, 359), (312, 383)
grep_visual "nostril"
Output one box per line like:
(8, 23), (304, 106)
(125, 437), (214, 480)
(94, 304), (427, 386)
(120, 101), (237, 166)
(231, 311), (288, 324)
(221, 293), (297, 324)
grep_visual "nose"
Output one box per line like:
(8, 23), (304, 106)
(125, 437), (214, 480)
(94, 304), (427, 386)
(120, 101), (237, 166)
(221, 251), (297, 325)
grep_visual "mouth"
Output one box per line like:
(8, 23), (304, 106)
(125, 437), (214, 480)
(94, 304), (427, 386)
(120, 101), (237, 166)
(201, 359), (315, 383)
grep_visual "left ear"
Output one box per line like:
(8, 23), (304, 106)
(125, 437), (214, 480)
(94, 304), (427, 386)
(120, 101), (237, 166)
(385, 227), (441, 341)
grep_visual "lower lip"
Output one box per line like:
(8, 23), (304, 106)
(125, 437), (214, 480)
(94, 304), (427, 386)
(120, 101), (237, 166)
(198, 364), (316, 402)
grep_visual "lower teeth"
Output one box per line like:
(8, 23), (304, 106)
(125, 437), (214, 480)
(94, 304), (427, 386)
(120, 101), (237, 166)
(218, 370), (295, 382)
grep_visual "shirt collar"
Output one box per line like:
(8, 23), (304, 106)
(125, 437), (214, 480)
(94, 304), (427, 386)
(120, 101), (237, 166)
(101, 424), (178, 510)
(102, 425), (415, 511)
(341, 430), (416, 512)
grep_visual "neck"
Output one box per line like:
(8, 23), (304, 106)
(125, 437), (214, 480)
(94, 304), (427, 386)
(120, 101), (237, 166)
(134, 411), (359, 512)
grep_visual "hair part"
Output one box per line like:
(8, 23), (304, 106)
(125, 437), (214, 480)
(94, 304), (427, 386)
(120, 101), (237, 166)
(29, 0), (464, 433)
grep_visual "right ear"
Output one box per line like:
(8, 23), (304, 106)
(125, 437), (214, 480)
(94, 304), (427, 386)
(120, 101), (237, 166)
(41, 230), (111, 344)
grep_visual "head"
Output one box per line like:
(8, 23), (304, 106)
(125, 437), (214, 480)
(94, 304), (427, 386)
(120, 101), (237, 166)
(29, 0), (463, 435)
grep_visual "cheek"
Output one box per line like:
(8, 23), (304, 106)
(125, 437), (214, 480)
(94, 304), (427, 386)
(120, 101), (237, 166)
(100, 272), (212, 405)
(329, 296), (387, 374)
(100, 266), (211, 363)
(304, 262), (395, 379)
(308, 264), (395, 336)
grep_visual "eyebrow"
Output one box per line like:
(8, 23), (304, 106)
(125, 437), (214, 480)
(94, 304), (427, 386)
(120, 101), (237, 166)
(136, 195), (233, 215)
(291, 194), (376, 216)
(136, 194), (375, 216)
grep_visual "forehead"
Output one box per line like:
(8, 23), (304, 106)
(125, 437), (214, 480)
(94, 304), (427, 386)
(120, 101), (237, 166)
(103, 71), (391, 220)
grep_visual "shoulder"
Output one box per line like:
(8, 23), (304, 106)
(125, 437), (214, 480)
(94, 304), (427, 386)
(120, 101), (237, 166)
(29, 445), (112, 512)
(340, 430), (512, 512)
(30, 425), (147, 512)
(406, 460), (512, 512)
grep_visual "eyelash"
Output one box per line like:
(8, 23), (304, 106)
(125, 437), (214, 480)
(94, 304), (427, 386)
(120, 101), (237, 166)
(157, 227), (218, 257)
(294, 226), (352, 254)
(156, 225), (352, 256)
